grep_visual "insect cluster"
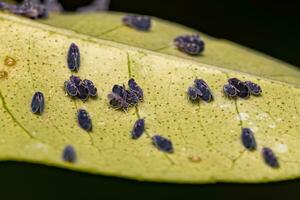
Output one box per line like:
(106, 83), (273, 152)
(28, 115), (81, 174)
(174, 34), (205, 55)
(64, 75), (97, 101)
(122, 15), (207, 55)
(122, 14), (151, 31)
(0, 0), (48, 19)
(26, 12), (281, 171)
(122, 15), (206, 56)
(185, 76), (276, 168)
(187, 79), (213, 102)
(108, 78), (143, 111)
(223, 78), (262, 98)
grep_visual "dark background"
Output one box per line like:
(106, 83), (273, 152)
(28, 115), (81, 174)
(2, 161), (300, 199)
(4, 1), (300, 199)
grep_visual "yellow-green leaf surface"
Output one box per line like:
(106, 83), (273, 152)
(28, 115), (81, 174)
(42, 12), (300, 86)
(0, 12), (300, 184)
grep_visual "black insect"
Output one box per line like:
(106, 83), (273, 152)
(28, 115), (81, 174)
(122, 14), (151, 31)
(9, 0), (48, 19)
(187, 86), (200, 101)
(68, 75), (89, 101)
(262, 147), (279, 168)
(0, 2), (8, 10)
(152, 135), (174, 153)
(76, 82), (89, 101)
(64, 76), (98, 101)
(35, 3), (48, 18)
(126, 90), (139, 105)
(174, 34), (205, 55)
(128, 78), (143, 100)
(65, 75), (81, 97)
(64, 81), (78, 96)
(83, 79), (98, 97)
(108, 79), (143, 111)
(228, 78), (250, 98)
(194, 79), (213, 102)
(62, 145), (77, 163)
(77, 109), (92, 131)
(70, 75), (81, 86)
(10, 5), (37, 19)
(7, 4), (17, 11)
(244, 81), (262, 96)
(112, 84), (127, 99)
(31, 91), (45, 114)
(223, 84), (238, 97)
(131, 119), (145, 139)
(187, 79), (213, 102)
(107, 93), (130, 111)
(241, 128), (257, 150)
(67, 43), (80, 72)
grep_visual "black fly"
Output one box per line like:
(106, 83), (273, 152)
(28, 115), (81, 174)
(31, 91), (45, 114)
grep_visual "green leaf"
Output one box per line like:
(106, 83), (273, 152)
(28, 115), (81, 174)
(42, 12), (300, 86)
(0, 12), (299, 183)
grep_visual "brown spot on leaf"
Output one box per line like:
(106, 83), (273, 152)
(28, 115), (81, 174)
(4, 56), (16, 66)
(0, 70), (8, 79)
(189, 155), (202, 163)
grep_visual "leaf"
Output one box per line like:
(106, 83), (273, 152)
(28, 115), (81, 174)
(42, 12), (300, 86)
(0, 12), (299, 184)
